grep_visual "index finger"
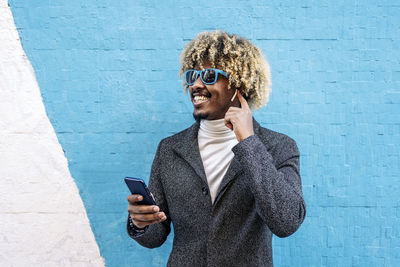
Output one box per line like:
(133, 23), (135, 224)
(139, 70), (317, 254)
(237, 90), (250, 110)
(127, 194), (143, 203)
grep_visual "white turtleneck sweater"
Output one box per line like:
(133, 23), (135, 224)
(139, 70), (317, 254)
(198, 119), (239, 203)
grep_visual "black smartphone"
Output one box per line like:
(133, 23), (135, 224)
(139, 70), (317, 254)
(124, 177), (156, 206)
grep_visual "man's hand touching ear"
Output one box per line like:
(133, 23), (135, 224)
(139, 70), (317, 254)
(224, 91), (254, 141)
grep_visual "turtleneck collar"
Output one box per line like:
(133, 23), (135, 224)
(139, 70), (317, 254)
(199, 119), (234, 137)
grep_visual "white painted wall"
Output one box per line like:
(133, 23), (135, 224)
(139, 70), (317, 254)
(0, 1), (104, 265)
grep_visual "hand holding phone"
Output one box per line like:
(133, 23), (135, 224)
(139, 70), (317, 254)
(125, 177), (167, 229)
(125, 177), (156, 205)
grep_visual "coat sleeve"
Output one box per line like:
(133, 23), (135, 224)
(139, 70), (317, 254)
(127, 140), (171, 248)
(232, 134), (306, 238)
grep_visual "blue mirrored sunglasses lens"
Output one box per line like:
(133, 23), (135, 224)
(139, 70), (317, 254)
(186, 71), (198, 84)
(185, 69), (220, 85)
(202, 69), (217, 84)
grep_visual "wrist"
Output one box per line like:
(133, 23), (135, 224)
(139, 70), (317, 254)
(237, 131), (254, 142)
(128, 214), (148, 234)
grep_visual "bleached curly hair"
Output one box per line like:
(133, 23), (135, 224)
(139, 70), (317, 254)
(179, 30), (271, 109)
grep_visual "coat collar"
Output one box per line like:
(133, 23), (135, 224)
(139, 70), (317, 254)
(172, 122), (208, 185)
(172, 118), (263, 203)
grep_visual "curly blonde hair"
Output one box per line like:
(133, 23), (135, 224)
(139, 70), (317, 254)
(179, 30), (271, 109)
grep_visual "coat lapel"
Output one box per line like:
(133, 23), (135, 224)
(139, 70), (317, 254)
(214, 119), (263, 205)
(172, 119), (264, 205)
(172, 122), (208, 185)
(213, 156), (243, 205)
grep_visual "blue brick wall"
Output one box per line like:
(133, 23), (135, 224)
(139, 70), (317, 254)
(9, 0), (400, 266)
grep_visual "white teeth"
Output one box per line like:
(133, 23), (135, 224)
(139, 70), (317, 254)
(193, 95), (209, 103)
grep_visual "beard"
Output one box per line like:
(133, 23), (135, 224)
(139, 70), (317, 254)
(193, 112), (208, 123)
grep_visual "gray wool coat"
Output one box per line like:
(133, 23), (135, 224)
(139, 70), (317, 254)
(128, 119), (306, 267)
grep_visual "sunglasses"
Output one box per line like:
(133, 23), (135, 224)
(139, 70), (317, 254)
(183, 68), (228, 85)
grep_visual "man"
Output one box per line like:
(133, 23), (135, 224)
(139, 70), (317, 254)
(127, 30), (306, 266)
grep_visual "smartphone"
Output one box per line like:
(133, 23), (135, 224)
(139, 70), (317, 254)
(124, 177), (156, 206)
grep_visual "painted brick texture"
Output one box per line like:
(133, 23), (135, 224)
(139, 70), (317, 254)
(8, 0), (400, 266)
(0, 0), (104, 265)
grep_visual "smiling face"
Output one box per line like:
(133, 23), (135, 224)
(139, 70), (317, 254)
(188, 63), (238, 121)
